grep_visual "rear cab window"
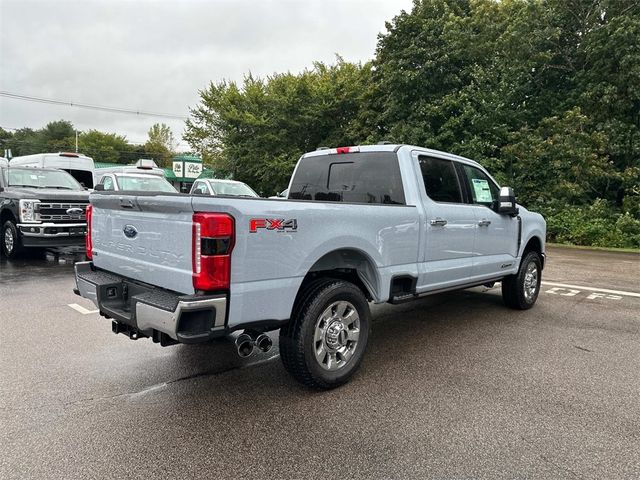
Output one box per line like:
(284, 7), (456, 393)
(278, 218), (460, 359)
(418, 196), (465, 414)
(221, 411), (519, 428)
(289, 152), (405, 205)
(419, 156), (464, 203)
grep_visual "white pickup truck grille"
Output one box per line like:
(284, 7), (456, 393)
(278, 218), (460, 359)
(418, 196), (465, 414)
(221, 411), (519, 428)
(36, 202), (88, 223)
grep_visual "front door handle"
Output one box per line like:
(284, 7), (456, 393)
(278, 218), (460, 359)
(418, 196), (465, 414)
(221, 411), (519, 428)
(430, 218), (448, 227)
(477, 219), (491, 227)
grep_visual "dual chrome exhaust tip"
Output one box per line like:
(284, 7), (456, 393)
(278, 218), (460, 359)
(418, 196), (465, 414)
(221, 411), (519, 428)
(235, 332), (273, 357)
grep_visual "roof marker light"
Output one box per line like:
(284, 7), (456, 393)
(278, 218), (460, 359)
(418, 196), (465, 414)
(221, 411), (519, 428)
(335, 146), (360, 154)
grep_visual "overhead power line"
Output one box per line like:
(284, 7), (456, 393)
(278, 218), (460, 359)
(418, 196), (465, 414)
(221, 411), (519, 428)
(0, 91), (189, 120)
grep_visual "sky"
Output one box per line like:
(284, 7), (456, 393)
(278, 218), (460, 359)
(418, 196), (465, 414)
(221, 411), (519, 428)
(0, 0), (412, 150)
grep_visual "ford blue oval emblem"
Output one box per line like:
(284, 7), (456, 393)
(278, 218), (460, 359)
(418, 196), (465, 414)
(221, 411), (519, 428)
(123, 225), (138, 239)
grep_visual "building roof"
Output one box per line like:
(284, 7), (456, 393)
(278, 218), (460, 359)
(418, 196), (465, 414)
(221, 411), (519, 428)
(94, 162), (122, 169)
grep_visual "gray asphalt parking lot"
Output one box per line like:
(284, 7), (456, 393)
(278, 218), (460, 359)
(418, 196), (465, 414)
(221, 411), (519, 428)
(1, 246), (639, 479)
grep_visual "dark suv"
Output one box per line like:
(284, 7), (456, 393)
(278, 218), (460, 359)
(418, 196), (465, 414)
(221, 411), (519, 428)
(0, 166), (90, 258)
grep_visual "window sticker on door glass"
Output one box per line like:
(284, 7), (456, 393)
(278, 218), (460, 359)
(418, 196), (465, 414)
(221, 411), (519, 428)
(471, 178), (492, 202)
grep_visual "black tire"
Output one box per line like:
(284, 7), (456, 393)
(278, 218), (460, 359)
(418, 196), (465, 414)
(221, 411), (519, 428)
(1, 220), (23, 259)
(502, 250), (542, 310)
(279, 278), (371, 389)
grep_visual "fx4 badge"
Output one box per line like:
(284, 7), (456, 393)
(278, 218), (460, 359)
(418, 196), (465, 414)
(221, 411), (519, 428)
(250, 218), (298, 233)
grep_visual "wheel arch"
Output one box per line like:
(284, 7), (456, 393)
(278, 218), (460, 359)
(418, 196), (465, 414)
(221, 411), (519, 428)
(522, 235), (544, 268)
(296, 248), (381, 305)
(1, 207), (17, 225)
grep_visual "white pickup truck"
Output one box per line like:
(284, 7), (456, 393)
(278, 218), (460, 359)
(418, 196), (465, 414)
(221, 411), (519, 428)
(74, 144), (546, 389)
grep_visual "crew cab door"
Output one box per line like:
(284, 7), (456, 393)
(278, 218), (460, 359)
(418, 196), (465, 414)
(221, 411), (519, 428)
(415, 155), (477, 292)
(458, 163), (519, 278)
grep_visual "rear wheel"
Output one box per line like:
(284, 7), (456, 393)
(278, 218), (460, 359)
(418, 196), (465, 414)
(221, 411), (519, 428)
(502, 251), (542, 309)
(280, 279), (370, 389)
(1, 220), (23, 259)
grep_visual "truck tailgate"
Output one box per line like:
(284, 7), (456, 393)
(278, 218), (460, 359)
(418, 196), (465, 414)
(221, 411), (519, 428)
(90, 194), (195, 294)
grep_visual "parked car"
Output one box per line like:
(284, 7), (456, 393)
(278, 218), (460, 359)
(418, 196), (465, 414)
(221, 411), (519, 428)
(93, 159), (165, 186)
(74, 144), (546, 389)
(190, 178), (259, 197)
(0, 166), (89, 258)
(10, 152), (95, 189)
(94, 172), (177, 193)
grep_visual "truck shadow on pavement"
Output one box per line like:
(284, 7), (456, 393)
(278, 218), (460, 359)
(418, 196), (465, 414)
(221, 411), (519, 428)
(160, 287), (514, 398)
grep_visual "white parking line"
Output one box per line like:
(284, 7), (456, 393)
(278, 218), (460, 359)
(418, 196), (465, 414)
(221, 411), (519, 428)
(68, 303), (99, 315)
(541, 281), (640, 299)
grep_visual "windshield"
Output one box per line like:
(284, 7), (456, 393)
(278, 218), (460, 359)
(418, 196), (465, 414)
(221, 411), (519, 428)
(116, 176), (176, 193)
(210, 181), (258, 197)
(6, 168), (83, 190)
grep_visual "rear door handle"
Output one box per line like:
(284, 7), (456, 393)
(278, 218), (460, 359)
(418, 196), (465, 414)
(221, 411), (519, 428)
(430, 218), (448, 227)
(477, 219), (491, 227)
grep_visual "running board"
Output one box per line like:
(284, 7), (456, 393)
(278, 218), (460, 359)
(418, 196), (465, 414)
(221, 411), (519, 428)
(389, 277), (504, 304)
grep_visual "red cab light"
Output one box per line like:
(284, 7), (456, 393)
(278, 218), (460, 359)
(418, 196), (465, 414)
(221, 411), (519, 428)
(60, 152), (80, 157)
(85, 204), (93, 260)
(335, 146), (360, 154)
(192, 213), (234, 291)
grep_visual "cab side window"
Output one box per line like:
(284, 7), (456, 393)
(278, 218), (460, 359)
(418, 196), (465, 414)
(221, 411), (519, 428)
(102, 176), (115, 191)
(462, 165), (499, 208)
(192, 182), (208, 195)
(419, 156), (463, 203)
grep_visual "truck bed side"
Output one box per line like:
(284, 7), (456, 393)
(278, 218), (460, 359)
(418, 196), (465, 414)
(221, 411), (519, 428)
(90, 193), (420, 328)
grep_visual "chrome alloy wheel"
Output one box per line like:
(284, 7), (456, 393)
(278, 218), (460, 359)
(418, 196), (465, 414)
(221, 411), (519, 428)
(313, 301), (360, 371)
(4, 228), (14, 253)
(523, 262), (539, 301)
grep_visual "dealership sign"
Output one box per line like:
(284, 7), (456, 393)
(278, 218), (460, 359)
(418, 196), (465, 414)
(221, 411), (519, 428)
(172, 161), (183, 177)
(172, 159), (202, 179)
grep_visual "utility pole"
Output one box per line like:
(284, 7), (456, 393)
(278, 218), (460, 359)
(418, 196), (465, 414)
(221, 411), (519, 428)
(75, 130), (79, 153)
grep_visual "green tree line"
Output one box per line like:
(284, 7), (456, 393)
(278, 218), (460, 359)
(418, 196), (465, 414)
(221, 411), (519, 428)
(186, 0), (639, 248)
(1, 120), (177, 167)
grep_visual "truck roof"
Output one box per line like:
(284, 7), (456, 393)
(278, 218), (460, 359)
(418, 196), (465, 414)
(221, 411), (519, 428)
(202, 178), (246, 184)
(302, 144), (483, 168)
(109, 172), (165, 178)
(2, 165), (68, 173)
(10, 152), (94, 161)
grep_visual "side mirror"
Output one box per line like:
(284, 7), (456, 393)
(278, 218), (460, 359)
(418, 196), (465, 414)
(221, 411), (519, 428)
(94, 184), (105, 191)
(498, 186), (519, 216)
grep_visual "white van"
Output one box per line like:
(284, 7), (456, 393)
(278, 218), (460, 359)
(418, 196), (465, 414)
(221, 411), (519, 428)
(10, 152), (95, 188)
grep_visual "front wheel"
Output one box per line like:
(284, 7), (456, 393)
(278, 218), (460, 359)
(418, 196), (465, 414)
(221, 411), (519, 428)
(502, 251), (542, 309)
(279, 279), (371, 389)
(1, 220), (23, 259)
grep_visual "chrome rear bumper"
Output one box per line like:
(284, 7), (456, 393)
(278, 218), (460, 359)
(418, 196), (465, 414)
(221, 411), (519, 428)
(74, 261), (227, 343)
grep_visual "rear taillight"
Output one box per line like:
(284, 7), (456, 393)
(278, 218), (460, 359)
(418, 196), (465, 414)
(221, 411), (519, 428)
(85, 205), (93, 260)
(192, 213), (234, 291)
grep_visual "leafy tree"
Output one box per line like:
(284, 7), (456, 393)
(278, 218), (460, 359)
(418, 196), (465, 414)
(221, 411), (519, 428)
(144, 123), (175, 167)
(78, 130), (131, 164)
(39, 120), (76, 152)
(367, 0), (638, 217)
(502, 108), (613, 205)
(2, 127), (40, 156)
(185, 59), (371, 194)
(0, 127), (12, 156)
